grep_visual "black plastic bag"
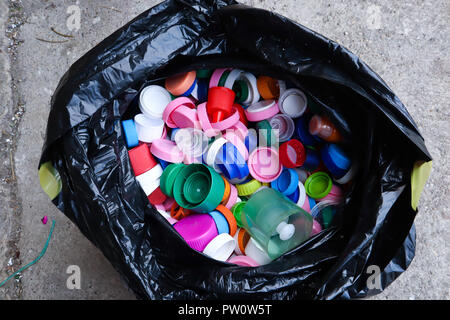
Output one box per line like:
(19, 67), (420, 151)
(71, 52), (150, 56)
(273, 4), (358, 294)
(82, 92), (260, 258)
(39, 0), (432, 299)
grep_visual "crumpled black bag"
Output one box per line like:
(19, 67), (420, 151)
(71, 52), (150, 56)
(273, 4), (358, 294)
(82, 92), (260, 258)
(39, 0), (432, 299)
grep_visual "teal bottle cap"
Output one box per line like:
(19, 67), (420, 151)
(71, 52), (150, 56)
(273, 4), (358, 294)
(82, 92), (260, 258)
(160, 163), (186, 198)
(173, 164), (225, 213)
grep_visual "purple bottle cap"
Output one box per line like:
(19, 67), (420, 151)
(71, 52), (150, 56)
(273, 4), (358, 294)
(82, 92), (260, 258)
(174, 213), (218, 251)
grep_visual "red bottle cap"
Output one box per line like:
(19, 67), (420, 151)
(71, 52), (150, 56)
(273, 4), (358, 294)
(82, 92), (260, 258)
(128, 144), (157, 176)
(234, 103), (248, 126)
(207, 86), (236, 123)
(279, 139), (306, 168)
(147, 186), (168, 205)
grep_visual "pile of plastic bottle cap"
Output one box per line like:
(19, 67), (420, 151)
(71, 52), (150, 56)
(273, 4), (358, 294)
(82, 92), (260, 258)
(121, 68), (354, 266)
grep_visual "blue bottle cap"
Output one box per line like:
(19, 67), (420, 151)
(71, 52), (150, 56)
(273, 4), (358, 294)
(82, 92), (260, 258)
(271, 168), (299, 196)
(308, 197), (316, 210)
(181, 78), (198, 97)
(295, 115), (321, 146)
(217, 143), (249, 180)
(208, 210), (230, 235)
(170, 128), (180, 141)
(302, 148), (320, 171)
(196, 78), (209, 103)
(245, 128), (258, 154)
(121, 119), (139, 148)
(328, 144), (351, 170)
(320, 144), (347, 178)
(156, 157), (170, 170)
(286, 186), (300, 203)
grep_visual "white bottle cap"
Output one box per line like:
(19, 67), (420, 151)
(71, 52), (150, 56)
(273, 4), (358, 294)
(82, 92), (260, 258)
(134, 113), (165, 143)
(135, 165), (163, 196)
(276, 221), (295, 241)
(297, 181), (307, 207)
(139, 85), (172, 119)
(279, 88), (307, 118)
(202, 233), (236, 262)
(138, 178), (160, 196)
(244, 237), (272, 265)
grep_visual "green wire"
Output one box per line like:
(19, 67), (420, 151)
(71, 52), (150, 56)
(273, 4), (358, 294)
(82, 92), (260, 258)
(0, 219), (56, 288)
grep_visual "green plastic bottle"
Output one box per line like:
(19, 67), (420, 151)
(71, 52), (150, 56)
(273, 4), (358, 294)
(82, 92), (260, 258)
(241, 188), (313, 260)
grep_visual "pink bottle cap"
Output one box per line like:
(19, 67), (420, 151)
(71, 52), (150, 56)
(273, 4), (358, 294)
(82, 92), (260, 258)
(150, 138), (184, 163)
(301, 195), (311, 213)
(317, 184), (343, 202)
(162, 97), (196, 128)
(197, 102), (221, 137)
(248, 147), (283, 183)
(209, 68), (232, 88)
(224, 183), (238, 209)
(170, 105), (201, 129)
(174, 213), (218, 252)
(167, 217), (178, 225)
(229, 121), (248, 141)
(311, 219), (322, 236)
(227, 255), (260, 267)
(154, 197), (175, 211)
(244, 100), (279, 122)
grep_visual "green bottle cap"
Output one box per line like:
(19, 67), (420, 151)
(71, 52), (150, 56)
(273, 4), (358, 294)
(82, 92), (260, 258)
(321, 207), (336, 228)
(218, 70), (230, 87)
(304, 172), (332, 199)
(256, 120), (276, 147)
(233, 80), (249, 103)
(231, 201), (247, 228)
(183, 171), (210, 204)
(196, 69), (213, 79)
(160, 163), (186, 198)
(173, 164), (225, 213)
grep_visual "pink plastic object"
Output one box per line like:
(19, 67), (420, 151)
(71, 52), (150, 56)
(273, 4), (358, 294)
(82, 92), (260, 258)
(301, 195), (311, 213)
(197, 102), (221, 137)
(167, 217), (178, 225)
(150, 139), (184, 163)
(154, 197), (175, 211)
(41, 216), (48, 225)
(174, 213), (218, 251)
(248, 147), (283, 183)
(162, 97), (196, 128)
(311, 219), (322, 236)
(170, 105), (201, 129)
(224, 183), (238, 209)
(210, 107), (240, 131)
(209, 68), (232, 88)
(227, 255), (260, 267)
(317, 184), (343, 202)
(229, 121), (248, 141)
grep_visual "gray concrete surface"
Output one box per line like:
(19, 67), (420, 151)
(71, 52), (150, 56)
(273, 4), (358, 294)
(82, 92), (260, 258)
(0, 0), (449, 300)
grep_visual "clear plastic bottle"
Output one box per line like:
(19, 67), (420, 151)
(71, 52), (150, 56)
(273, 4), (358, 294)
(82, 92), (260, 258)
(241, 188), (313, 260)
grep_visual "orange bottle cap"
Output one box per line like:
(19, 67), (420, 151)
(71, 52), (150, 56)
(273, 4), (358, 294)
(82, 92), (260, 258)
(215, 204), (237, 237)
(221, 176), (231, 204)
(165, 71), (196, 96)
(170, 202), (191, 220)
(257, 76), (280, 100)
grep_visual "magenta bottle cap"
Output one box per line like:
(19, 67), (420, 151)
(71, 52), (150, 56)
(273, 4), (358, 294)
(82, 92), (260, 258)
(174, 213), (218, 251)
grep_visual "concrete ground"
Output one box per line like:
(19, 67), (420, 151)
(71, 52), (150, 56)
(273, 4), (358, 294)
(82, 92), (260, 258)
(0, 0), (448, 300)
